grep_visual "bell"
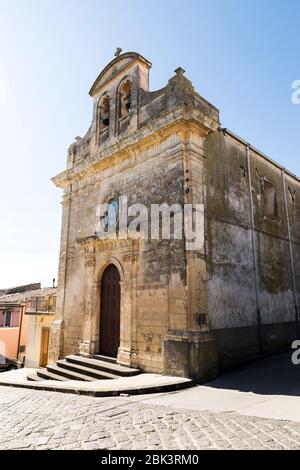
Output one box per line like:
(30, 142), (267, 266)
(125, 94), (131, 111)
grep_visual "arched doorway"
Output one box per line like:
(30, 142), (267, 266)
(99, 264), (121, 357)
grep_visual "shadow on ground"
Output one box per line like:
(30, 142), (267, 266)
(206, 351), (300, 396)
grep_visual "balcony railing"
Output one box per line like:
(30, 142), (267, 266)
(26, 295), (56, 315)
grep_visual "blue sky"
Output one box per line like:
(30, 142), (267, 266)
(0, 0), (299, 288)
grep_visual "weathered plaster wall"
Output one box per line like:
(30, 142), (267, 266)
(205, 131), (300, 367)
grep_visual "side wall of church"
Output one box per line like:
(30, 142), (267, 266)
(205, 130), (300, 369)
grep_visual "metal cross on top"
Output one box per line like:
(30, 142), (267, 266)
(114, 47), (122, 57)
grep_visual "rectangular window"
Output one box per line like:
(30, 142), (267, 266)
(263, 179), (277, 218)
(4, 311), (12, 327)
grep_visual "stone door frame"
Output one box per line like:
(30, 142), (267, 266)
(98, 263), (122, 358)
(94, 256), (124, 360)
(78, 237), (139, 367)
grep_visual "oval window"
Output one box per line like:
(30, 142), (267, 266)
(102, 198), (118, 231)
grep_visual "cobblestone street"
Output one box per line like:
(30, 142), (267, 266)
(1, 386), (300, 450)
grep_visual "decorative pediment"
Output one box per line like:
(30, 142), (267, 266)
(89, 52), (151, 97)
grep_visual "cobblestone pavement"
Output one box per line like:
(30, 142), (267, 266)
(1, 386), (300, 450)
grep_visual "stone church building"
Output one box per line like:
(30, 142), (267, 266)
(49, 51), (300, 381)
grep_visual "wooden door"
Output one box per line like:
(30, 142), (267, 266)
(100, 264), (121, 357)
(39, 327), (50, 367)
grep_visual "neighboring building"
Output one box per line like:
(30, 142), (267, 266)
(0, 303), (28, 362)
(0, 284), (41, 362)
(25, 288), (57, 367)
(48, 51), (300, 381)
(0, 284), (56, 367)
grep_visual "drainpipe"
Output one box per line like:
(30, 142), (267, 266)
(16, 304), (24, 362)
(246, 145), (263, 353)
(281, 169), (299, 338)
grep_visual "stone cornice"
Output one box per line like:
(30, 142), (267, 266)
(78, 234), (140, 253)
(52, 107), (219, 189)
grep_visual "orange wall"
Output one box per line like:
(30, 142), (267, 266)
(0, 328), (20, 359)
(0, 306), (29, 360)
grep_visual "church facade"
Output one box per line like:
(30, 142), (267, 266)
(49, 51), (300, 380)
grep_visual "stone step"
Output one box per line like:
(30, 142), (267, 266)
(37, 369), (68, 381)
(56, 359), (118, 380)
(46, 364), (97, 382)
(93, 354), (117, 364)
(66, 355), (140, 377)
(27, 373), (44, 382)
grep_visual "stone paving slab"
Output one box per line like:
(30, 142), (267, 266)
(1, 386), (300, 450)
(0, 368), (194, 396)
